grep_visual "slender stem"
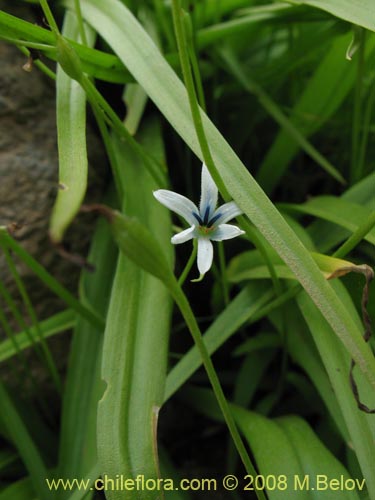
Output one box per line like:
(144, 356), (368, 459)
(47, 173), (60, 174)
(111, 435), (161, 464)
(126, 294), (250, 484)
(218, 242), (229, 305)
(171, 0), (230, 200)
(171, 282), (265, 498)
(333, 211), (375, 259)
(351, 29), (366, 183)
(39, 0), (60, 35)
(17, 46), (56, 80)
(0, 37), (55, 51)
(0, 279), (44, 364)
(74, 0), (88, 46)
(178, 241), (198, 286)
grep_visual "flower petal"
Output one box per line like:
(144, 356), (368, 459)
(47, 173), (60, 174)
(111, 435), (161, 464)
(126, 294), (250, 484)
(153, 189), (199, 226)
(199, 163), (218, 223)
(197, 237), (214, 275)
(171, 226), (195, 244)
(211, 201), (242, 225)
(210, 224), (245, 241)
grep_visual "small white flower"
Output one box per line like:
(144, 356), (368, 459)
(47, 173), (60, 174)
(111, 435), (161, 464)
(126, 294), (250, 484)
(153, 163), (245, 278)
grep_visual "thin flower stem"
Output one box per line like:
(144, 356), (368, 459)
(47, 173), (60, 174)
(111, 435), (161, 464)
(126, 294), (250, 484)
(333, 211), (375, 259)
(218, 242), (229, 305)
(18, 46), (56, 80)
(178, 241), (198, 286)
(171, 282), (265, 495)
(171, 0), (230, 201)
(74, 0), (88, 46)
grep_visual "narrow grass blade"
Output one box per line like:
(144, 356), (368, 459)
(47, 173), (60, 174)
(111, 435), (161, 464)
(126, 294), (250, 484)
(0, 383), (50, 500)
(220, 48), (345, 186)
(257, 32), (375, 194)
(0, 310), (75, 364)
(0, 10), (132, 83)
(0, 228), (104, 329)
(165, 283), (273, 401)
(280, 196), (375, 246)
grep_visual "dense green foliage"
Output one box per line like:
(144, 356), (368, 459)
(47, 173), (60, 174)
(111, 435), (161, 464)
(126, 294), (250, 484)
(0, 0), (374, 499)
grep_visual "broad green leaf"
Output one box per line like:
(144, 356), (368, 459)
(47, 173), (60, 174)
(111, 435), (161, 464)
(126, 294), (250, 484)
(285, 0), (375, 32)
(235, 408), (360, 499)
(97, 120), (173, 500)
(277, 416), (361, 499)
(49, 13), (94, 242)
(70, 0), (375, 392)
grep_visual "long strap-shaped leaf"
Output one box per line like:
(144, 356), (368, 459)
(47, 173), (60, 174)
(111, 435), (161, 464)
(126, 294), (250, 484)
(70, 0), (375, 389)
(49, 11), (93, 243)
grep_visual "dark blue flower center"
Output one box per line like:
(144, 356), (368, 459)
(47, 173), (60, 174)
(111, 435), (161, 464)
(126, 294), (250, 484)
(192, 209), (221, 228)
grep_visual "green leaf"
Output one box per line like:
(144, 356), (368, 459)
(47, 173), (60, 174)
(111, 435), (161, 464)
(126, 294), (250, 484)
(296, 282), (375, 497)
(58, 210), (117, 487)
(280, 196), (375, 246)
(0, 9), (132, 83)
(285, 0), (375, 32)
(71, 0), (375, 394)
(235, 409), (361, 499)
(97, 120), (173, 500)
(0, 384), (49, 500)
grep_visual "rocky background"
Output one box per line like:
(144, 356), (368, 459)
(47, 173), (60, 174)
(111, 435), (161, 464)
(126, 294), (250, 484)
(0, 1), (107, 313)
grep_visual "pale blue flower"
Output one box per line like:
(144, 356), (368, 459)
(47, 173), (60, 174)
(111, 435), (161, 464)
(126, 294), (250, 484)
(153, 163), (244, 277)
